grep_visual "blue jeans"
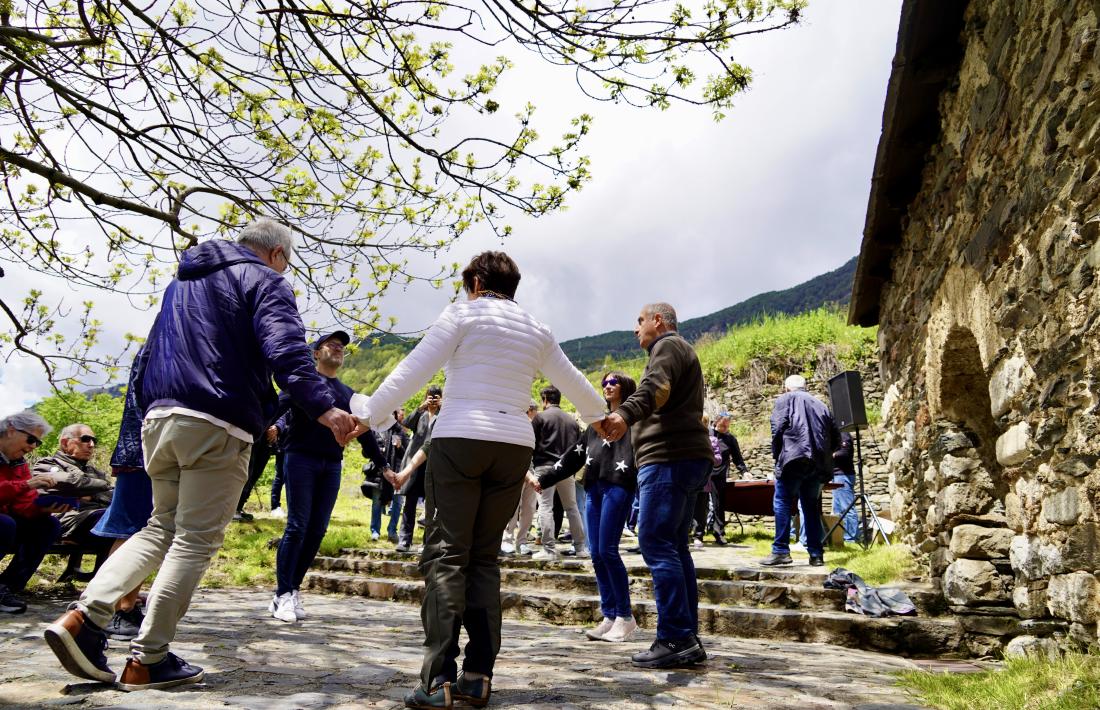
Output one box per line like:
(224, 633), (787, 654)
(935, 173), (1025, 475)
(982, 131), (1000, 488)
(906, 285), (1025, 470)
(585, 480), (633, 619)
(773, 459), (824, 558)
(276, 453), (342, 595)
(370, 490), (403, 537)
(636, 459), (710, 642)
(831, 473), (859, 542)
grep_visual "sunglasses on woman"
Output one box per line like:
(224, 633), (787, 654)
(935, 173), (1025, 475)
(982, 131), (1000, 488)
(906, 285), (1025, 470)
(16, 429), (42, 447)
(601, 377), (620, 387)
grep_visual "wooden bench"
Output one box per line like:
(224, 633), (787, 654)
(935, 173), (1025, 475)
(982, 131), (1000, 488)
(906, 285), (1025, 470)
(47, 540), (109, 583)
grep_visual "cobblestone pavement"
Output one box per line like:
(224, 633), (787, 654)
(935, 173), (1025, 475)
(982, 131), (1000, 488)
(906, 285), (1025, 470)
(0, 588), (928, 709)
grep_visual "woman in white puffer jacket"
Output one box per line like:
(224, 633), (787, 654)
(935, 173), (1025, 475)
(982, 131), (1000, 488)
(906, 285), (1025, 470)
(351, 251), (605, 710)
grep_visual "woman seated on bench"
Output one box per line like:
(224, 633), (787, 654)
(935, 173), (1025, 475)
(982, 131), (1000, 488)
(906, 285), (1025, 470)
(0, 410), (69, 614)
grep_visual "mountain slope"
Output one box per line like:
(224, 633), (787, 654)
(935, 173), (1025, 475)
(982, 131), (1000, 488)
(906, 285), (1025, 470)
(558, 256), (857, 370)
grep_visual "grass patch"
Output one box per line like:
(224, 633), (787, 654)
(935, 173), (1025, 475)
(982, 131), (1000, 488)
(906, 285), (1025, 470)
(898, 652), (1100, 710)
(727, 525), (915, 585)
(695, 307), (878, 388)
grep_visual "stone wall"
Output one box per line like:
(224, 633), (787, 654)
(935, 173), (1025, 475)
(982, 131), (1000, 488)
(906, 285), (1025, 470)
(703, 348), (890, 514)
(875, 0), (1100, 653)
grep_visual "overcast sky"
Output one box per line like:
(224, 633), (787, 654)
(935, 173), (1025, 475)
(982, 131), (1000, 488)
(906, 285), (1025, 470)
(1, 0), (903, 407)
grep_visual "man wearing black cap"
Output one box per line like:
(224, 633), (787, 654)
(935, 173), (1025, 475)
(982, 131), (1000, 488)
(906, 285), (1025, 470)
(267, 330), (391, 623)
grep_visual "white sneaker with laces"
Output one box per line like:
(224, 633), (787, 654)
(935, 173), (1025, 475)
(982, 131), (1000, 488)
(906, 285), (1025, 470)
(500, 541), (516, 555)
(692, 539), (704, 549)
(518, 543), (533, 556)
(531, 549), (560, 561)
(270, 592), (297, 623)
(291, 590), (306, 619)
(270, 507), (286, 519)
(585, 617), (615, 640)
(602, 616), (638, 642)
(574, 547), (591, 559)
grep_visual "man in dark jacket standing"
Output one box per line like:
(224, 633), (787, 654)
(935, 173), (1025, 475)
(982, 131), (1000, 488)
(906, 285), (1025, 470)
(600, 303), (713, 669)
(45, 218), (357, 691)
(531, 385), (585, 561)
(761, 374), (839, 568)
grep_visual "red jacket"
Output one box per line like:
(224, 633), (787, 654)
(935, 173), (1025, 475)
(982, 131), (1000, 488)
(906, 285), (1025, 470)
(0, 458), (43, 518)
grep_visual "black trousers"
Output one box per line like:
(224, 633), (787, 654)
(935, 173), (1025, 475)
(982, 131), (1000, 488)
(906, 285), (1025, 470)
(418, 437), (532, 686)
(238, 437), (272, 512)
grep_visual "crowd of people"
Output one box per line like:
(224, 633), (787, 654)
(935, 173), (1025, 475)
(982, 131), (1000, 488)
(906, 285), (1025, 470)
(0, 218), (856, 709)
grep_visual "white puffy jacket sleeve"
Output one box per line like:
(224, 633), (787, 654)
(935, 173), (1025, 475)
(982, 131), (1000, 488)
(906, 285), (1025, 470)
(540, 340), (606, 424)
(350, 305), (461, 428)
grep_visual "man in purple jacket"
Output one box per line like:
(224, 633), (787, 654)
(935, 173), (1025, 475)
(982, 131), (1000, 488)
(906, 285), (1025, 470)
(761, 374), (839, 568)
(45, 218), (357, 692)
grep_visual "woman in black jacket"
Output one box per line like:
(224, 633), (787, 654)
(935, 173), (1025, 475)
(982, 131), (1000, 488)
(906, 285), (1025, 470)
(534, 371), (639, 643)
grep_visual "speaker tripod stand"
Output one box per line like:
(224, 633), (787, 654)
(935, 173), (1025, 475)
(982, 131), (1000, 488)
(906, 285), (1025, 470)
(824, 427), (891, 550)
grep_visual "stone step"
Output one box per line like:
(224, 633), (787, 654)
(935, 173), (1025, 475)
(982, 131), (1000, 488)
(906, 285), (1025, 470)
(319, 552), (945, 615)
(337, 547), (834, 586)
(304, 570), (964, 657)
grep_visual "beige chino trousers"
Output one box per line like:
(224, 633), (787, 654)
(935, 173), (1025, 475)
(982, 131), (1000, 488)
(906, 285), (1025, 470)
(77, 414), (250, 664)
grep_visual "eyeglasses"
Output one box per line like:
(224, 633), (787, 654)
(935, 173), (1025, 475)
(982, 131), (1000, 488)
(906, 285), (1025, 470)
(601, 378), (620, 387)
(79, 434), (98, 445)
(15, 429), (42, 448)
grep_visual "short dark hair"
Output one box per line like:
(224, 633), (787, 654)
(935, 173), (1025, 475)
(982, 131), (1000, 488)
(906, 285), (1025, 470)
(601, 371), (637, 402)
(462, 251), (521, 299)
(427, 385), (443, 397)
(539, 385), (561, 405)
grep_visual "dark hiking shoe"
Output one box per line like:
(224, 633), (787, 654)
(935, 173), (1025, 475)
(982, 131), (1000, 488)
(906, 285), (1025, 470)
(0, 584), (27, 614)
(44, 608), (116, 683)
(105, 604), (145, 640)
(631, 637), (706, 669)
(694, 634), (708, 663)
(759, 553), (793, 566)
(404, 681), (453, 709)
(116, 652), (204, 691)
(454, 673), (491, 708)
(713, 533), (727, 546)
(232, 510), (254, 522)
(808, 556), (825, 567)
(395, 541), (411, 553)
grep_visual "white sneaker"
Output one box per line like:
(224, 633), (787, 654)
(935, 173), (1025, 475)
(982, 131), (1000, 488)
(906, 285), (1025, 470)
(291, 590), (306, 619)
(371, 531), (380, 541)
(602, 616), (638, 642)
(622, 527), (637, 539)
(585, 617), (615, 640)
(500, 541), (516, 555)
(518, 543), (533, 556)
(270, 507), (286, 519)
(270, 592), (297, 623)
(531, 549), (560, 561)
(693, 539), (704, 549)
(574, 547), (591, 559)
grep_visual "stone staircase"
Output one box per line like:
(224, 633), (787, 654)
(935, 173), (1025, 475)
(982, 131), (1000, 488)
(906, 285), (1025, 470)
(305, 546), (979, 657)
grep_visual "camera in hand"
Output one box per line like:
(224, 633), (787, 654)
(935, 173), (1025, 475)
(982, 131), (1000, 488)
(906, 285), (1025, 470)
(360, 461), (382, 498)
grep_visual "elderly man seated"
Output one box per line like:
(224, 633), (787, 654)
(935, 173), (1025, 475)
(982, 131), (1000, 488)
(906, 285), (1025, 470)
(34, 423), (113, 551)
(0, 410), (69, 614)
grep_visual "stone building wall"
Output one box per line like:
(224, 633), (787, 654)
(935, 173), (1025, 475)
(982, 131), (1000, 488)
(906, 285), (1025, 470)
(876, 0), (1100, 653)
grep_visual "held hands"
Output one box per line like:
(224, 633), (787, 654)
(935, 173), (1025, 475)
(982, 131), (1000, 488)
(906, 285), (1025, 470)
(594, 413), (628, 442)
(266, 426), (279, 445)
(386, 465), (412, 491)
(318, 408), (358, 446)
(526, 471), (542, 493)
(345, 417), (371, 444)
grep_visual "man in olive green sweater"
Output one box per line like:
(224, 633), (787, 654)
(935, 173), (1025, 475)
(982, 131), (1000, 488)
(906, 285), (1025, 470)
(599, 302), (712, 669)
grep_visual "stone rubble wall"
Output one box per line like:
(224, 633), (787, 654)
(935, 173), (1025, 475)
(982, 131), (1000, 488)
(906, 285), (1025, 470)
(874, 0), (1100, 654)
(703, 352), (890, 515)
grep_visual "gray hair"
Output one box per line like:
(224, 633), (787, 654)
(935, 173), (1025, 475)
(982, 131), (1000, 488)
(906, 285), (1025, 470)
(2, 409), (52, 436)
(784, 374), (807, 392)
(644, 302), (678, 331)
(60, 423), (90, 441)
(238, 218), (294, 263)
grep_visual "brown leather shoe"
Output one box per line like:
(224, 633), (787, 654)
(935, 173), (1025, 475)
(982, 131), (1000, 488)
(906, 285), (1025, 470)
(44, 608), (116, 683)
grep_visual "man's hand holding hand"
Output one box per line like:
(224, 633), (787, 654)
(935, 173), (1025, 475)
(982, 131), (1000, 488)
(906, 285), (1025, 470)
(526, 471), (542, 493)
(600, 413), (628, 442)
(318, 408), (357, 445)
